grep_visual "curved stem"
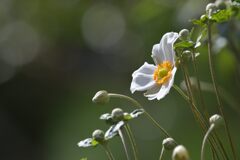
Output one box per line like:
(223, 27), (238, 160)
(108, 93), (170, 137)
(158, 146), (165, 160)
(125, 124), (138, 160)
(201, 124), (215, 160)
(108, 93), (141, 107)
(118, 129), (131, 160)
(207, 22), (237, 160)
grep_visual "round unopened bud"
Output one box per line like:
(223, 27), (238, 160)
(179, 29), (190, 41)
(200, 14), (208, 23)
(209, 114), (224, 128)
(215, 0), (227, 10)
(172, 145), (189, 160)
(163, 137), (177, 150)
(92, 90), (109, 105)
(206, 3), (217, 15)
(181, 50), (191, 62)
(92, 129), (105, 142)
(112, 108), (124, 121)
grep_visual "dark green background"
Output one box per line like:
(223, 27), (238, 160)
(0, 0), (239, 159)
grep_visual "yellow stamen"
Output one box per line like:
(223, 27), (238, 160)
(153, 61), (173, 85)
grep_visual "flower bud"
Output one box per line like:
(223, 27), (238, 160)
(92, 90), (109, 105)
(209, 114), (224, 128)
(200, 14), (208, 23)
(179, 29), (190, 41)
(92, 129), (105, 142)
(172, 145), (189, 160)
(163, 137), (177, 150)
(112, 108), (124, 121)
(206, 3), (217, 15)
(215, 0), (227, 10)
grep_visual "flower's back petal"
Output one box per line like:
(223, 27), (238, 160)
(152, 32), (178, 65)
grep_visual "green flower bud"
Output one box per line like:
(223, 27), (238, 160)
(112, 108), (124, 122)
(206, 3), (217, 15)
(209, 114), (224, 128)
(92, 90), (109, 105)
(172, 145), (189, 160)
(163, 137), (177, 150)
(92, 129), (105, 142)
(179, 29), (190, 41)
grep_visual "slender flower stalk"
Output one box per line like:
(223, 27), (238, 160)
(118, 129), (131, 160)
(102, 144), (115, 160)
(201, 124), (215, 160)
(158, 147), (165, 160)
(108, 93), (170, 137)
(125, 124), (139, 160)
(207, 22), (237, 160)
(191, 50), (209, 120)
(173, 84), (227, 160)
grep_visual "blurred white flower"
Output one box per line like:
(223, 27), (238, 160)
(130, 32), (179, 100)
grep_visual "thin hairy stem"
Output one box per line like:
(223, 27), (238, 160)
(125, 124), (139, 160)
(201, 124), (215, 160)
(108, 93), (170, 137)
(207, 22), (237, 160)
(158, 147), (165, 160)
(118, 129), (131, 160)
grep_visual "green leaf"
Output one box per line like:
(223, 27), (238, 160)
(191, 19), (206, 26)
(174, 41), (195, 49)
(80, 157), (87, 160)
(211, 9), (233, 23)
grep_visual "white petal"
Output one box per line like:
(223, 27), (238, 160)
(130, 63), (156, 93)
(156, 67), (177, 100)
(144, 84), (161, 100)
(151, 32), (179, 65)
(151, 44), (164, 65)
(132, 62), (156, 77)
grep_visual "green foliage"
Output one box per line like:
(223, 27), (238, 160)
(211, 9), (233, 23)
(174, 41), (195, 50)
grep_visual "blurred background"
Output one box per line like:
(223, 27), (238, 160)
(0, 0), (239, 159)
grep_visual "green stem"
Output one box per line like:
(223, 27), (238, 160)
(125, 124), (139, 160)
(201, 124), (215, 160)
(173, 84), (225, 160)
(102, 144), (115, 160)
(118, 129), (131, 160)
(207, 22), (237, 160)
(191, 50), (209, 119)
(108, 93), (170, 137)
(158, 146), (165, 160)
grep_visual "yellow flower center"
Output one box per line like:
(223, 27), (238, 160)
(153, 61), (173, 85)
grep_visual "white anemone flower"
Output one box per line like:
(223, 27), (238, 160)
(130, 32), (179, 100)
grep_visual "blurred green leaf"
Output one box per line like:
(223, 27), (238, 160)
(174, 41), (195, 49)
(211, 9), (233, 23)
